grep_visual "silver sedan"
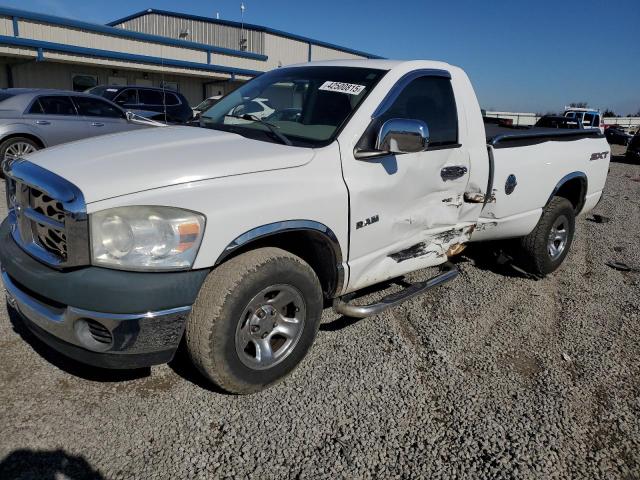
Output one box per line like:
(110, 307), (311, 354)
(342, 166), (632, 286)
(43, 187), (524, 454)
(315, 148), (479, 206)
(0, 89), (150, 173)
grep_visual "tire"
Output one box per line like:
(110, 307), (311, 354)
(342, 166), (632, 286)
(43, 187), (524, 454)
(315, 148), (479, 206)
(186, 247), (323, 394)
(0, 137), (40, 177)
(519, 196), (576, 276)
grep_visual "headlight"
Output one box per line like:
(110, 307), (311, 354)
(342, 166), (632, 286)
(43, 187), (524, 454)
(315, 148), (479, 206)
(91, 206), (205, 271)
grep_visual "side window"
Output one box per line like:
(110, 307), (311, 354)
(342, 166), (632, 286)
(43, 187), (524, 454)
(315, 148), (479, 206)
(379, 76), (458, 146)
(583, 113), (594, 126)
(114, 89), (138, 105)
(33, 96), (77, 116)
(139, 89), (165, 106)
(166, 93), (181, 106)
(73, 97), (124, 119)
(593, 115), (600, 127)
(28, 99), (44, 114)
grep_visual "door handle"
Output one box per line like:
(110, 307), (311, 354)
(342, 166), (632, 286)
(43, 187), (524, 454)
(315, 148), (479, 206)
(91, 122), (105, 127)
(35, 120), (50, 125)
(440, 166), (468, 181)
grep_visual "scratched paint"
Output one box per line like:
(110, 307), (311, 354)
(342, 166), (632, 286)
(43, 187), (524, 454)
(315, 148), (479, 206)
(388, 225), (476, 263)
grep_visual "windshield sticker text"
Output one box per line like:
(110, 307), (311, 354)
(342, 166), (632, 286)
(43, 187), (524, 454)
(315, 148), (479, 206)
(319, 81), (366, 96)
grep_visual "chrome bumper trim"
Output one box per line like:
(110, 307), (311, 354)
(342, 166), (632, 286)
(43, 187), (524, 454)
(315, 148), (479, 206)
(2, 270), (191, 355)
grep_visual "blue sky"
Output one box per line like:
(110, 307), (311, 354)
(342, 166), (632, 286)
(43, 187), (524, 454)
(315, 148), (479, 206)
(3, 0), (640, 114)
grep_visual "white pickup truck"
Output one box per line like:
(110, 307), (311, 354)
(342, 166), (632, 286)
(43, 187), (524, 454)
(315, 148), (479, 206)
(1, 60), (610, 393)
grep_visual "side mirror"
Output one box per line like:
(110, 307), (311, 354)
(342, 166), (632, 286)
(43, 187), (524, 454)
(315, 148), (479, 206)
(376, 118), (430, 154)
(125, 111), (135, 122)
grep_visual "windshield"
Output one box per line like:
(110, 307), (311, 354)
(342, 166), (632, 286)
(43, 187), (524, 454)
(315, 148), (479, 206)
(200, 66), (387, 147)
(195, 97), (220, 112)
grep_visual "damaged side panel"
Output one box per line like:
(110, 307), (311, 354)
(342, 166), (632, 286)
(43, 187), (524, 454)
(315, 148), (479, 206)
(388, 225), (476, 264)
(347, 223), (476, 293)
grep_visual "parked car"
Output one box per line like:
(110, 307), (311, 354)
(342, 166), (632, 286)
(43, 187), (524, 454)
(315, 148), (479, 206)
(230, 98), (275, 118)
(1, 60), (610, 394)
(535, 115), (582, 129)
(482, 115), (513, 127)
(0, 88), (149, 174)
(604, 125), (633, 146)
(192, 95), (222, 117)
(564, 108), (603, 132)
(88, 86), (194, 124)
(266, 108), (302, 122)
(626, 131), (640, 162)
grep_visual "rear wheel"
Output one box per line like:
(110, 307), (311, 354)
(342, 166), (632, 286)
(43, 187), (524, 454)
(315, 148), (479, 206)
(186, 247), (323, 394)
(519, 196), (576, 276)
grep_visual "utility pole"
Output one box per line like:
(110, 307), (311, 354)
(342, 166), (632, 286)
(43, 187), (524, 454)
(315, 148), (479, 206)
(239, 2), (247, 51)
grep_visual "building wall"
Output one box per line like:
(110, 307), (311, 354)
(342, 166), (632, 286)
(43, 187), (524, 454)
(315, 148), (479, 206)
(264, 33), (309, 68)
(116, 13), (265, 55)
(0, 60), (208, 105)
(18, 19), (208, 63)
(113, 12), (369, 67)
(0, 9), (378, 107)
(311, 45), (363, 61)
(0, 15), (13, 35)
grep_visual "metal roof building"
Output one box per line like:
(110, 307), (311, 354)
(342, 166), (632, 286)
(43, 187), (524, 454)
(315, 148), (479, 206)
(0, 7), (380, 105)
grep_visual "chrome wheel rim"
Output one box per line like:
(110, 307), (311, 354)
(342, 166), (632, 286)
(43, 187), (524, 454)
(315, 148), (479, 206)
(548, 215), (569, 261)
(235, 284), (306, 370)
(4, 141), (36, 161)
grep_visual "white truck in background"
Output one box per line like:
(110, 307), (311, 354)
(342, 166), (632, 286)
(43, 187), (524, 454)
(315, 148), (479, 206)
(1, 60), (610, 393)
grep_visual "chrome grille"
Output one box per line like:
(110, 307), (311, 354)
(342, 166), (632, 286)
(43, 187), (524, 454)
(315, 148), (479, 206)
(27, 185), (68, 260)
(5, 160), (89, 268)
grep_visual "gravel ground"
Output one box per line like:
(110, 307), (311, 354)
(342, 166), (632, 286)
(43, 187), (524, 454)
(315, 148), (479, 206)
(0, 145), (638, 479)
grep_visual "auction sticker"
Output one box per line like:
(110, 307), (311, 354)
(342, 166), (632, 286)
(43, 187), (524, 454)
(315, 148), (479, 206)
(319, 81), (366, 95)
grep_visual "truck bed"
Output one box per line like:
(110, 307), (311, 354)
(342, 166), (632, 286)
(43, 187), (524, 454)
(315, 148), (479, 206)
(485, 123), (604, 148)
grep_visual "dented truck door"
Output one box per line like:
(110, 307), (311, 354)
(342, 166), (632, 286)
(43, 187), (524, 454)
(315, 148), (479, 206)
(340, 70), (487, 293)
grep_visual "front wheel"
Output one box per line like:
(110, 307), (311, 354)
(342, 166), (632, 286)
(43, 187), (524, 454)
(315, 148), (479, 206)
(186, 247), (323, 394)
(518, 196), (576, 276)
(0, 137), (40, 176)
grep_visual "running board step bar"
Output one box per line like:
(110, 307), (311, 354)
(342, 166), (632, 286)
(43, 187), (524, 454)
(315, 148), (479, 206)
(333, 262), (459, 319)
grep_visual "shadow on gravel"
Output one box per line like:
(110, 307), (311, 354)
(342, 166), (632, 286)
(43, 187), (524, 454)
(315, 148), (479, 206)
(610, 153), (638, 166)
(320, 277), (410, 332)
(0, 448), (104, 480)
(455, 242), (540, 280)
(7, 304), (150, 383)
(167, 340), (230, 394)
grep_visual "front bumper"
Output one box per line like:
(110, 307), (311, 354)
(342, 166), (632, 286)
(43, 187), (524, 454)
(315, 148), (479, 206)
(0, 218), (208, 369)
(3, 270), (190, 369)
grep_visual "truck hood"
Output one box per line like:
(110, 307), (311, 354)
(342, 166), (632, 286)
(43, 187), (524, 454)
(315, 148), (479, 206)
(25, 126), (314, 203)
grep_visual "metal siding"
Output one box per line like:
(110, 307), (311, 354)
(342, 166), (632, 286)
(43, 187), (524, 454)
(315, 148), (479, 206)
(0, 16), (13, 36)
(42, 51), (225, 79)
(264, 33), (308, 68)
(213, 52), (269, 72)
(118, 13), (265, 55)
(0, 44), (36, 59)
(19, 20), (208, 64)
(311, 45), (365, 61)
